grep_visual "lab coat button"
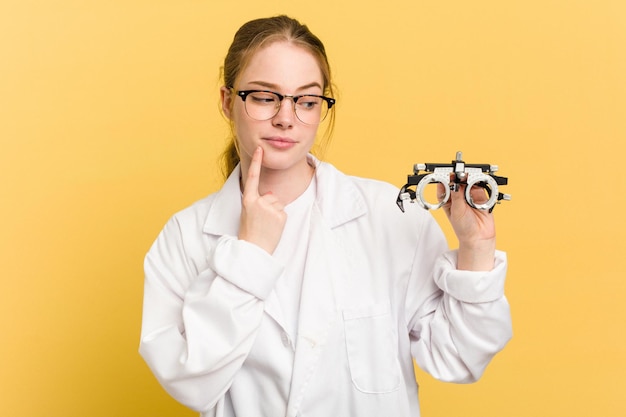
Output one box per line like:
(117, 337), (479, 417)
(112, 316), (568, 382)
(281, 332), (290, 348)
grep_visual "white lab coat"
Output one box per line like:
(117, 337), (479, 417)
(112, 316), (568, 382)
(139, 156), (512, 417)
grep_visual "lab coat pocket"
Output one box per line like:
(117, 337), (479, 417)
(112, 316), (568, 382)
(343, 304), (401, 394)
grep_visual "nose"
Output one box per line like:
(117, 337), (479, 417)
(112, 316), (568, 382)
(272, 97), (296, 128)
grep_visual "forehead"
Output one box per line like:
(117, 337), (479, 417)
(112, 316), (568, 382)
(238, 41), (324, 91)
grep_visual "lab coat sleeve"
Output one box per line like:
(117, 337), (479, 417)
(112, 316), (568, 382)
(139, 217), (283, 411)
(407, 215), (512, 383)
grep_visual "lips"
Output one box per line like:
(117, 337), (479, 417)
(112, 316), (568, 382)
(264, 136), (296, 143)
(262, 137), (297, 149)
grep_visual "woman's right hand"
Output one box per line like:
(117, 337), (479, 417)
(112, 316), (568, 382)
(238, 147), (287, 254)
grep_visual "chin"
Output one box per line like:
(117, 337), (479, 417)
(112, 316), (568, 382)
(262, 151), (309, 172)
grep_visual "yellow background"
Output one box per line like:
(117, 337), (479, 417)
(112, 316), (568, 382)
(1, 0), (625, 416)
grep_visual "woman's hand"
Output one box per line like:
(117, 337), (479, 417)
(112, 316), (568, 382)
(238, 147), (287, 254)
(438, 180), (497, 271)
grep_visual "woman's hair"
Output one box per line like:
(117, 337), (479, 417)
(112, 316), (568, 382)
(219, 15), (336, 179)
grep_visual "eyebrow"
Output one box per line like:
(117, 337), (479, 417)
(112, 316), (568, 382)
(246, 80), (323, 92)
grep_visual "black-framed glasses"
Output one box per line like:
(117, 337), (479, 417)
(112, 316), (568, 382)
(232, 89), (336, 125)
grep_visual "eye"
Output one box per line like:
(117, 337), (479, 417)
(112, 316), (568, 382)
(297, 96), (322, 110)
(249, 92), (278, 104)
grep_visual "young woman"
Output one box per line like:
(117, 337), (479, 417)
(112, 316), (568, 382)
(140, 15), (512, 417)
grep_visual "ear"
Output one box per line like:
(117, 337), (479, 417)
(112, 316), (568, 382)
(220, 86), (233, 119)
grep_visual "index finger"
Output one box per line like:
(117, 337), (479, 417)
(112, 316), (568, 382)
(243, 146), (263, 198)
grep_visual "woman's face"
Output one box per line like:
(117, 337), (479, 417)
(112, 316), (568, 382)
(221, 41), (324, 174)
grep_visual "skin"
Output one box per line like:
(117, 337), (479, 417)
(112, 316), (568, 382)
(221, 40), (497, 270)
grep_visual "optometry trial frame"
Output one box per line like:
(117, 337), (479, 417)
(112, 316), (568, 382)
(396, 151), (511, 212)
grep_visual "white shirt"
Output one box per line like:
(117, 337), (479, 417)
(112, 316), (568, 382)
(139, 156), (512, 417)
(272, 174), (316, 344)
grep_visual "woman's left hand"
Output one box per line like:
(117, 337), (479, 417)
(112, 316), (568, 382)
(438, 181), (497, 271)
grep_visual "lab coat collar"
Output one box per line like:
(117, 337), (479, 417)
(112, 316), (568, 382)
(202, 154), (368, 236)
(201, 163), (243, 237)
